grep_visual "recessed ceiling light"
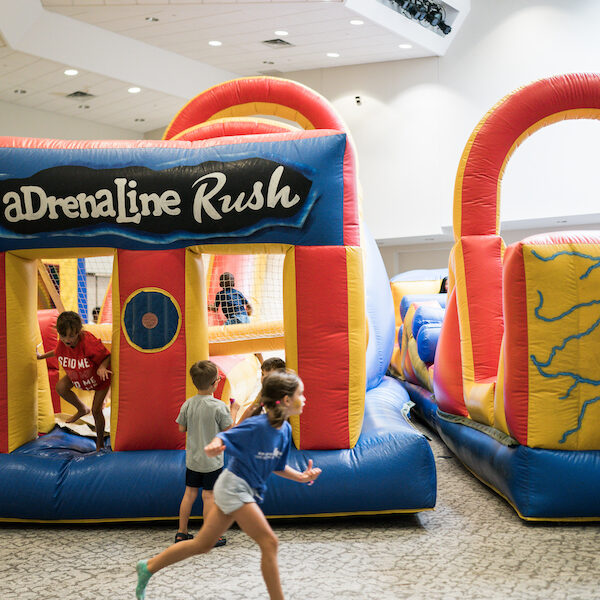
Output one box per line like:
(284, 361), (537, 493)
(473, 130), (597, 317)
(208, 40), (222, 47)
(13, 89), (27, 94)
(134, 118), (146, 122)
(78, 104), (90, 110)
(128, 87), (141, 94)
(145, 16), (159, 22)
(327, 52), (340, 58)
(350, 20), (364, 25)
(398, 43), (413, 49)
(64, 68), (78, 76)
(262, 60), (275, 65)
(274, 30), (288, 36)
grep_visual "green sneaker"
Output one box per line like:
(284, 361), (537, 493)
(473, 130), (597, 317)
(136, 559), (152, 599)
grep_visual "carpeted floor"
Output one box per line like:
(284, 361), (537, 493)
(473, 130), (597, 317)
(0, 419), (598, 600)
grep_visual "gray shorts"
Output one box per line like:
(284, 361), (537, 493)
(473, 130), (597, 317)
(214, 469), (259, 515)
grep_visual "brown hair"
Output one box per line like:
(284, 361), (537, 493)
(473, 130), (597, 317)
(251, 369), (301, 428)
(56, 311), (83, 336)
(219, 272), (235, 288)
(189, 360), (219, 391)
(261, 357), (286, 374)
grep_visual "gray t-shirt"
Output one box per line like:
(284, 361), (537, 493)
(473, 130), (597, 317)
(176, 394), (233, 473)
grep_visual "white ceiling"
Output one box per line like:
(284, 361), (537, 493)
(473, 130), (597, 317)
(0, 0), (469, 134)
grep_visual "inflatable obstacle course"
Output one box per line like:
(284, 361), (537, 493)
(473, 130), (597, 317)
(0, 77), (436, 521)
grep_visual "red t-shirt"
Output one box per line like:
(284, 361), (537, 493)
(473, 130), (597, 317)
(54, 330), (111, 391)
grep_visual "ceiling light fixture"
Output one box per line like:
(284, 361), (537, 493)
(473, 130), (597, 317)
(13, 89), (27, 94)
(134, 118), (146, 122)
(326, 52), (340, 58)
(398, 43), (413, 49)
(145, 17), (159, 22)
(64, 68), (78, 76)
(274, 30), (288, 36)
(350, 20), (364, 25)
(208, 40), (222, 47)
(128, 87), (141, 94)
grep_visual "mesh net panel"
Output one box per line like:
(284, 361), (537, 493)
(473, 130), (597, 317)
(85, 257), (114, 323)
(38, 256), (114, 323)
(38, 253), (283, 342)
(205, 253), (284, 342)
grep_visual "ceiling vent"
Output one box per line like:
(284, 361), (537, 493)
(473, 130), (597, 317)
(66, 90), (95, 100)
(261, 38), (294, 49)
(258, 69), (284, 77)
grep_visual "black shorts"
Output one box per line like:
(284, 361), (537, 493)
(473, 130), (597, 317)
(185, 467), (223, 490)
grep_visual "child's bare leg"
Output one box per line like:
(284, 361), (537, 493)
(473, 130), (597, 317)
(147, 505), (233, 574)
(56, 376), (90, 423)
(92, 387), (109, 450)
(234, 502), (283, 600)
(178, 487), (199, 534)
(201, 489), (215, 522)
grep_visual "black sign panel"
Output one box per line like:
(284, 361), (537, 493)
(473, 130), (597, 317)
(0, 158), (314, 236)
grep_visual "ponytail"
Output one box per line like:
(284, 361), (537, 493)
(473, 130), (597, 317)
(257, 370), (301, 428)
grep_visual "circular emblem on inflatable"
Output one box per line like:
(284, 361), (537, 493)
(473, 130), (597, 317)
(141, 312), (159, 329)
(122, 288), (181, 353)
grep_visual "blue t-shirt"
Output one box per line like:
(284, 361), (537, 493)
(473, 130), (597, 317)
(215, 288), (249, 320)
(217, 414), (291, 498)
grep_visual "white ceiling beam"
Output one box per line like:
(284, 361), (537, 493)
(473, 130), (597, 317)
(0, 0), (238, 100)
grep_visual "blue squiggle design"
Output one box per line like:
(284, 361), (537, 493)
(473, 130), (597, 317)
(531, 315), (600, 367)
(559, 396), (600, 443)
(534, 290), (600, 322)
(529, 249), (600, 443)
(531, 249), (600, 279)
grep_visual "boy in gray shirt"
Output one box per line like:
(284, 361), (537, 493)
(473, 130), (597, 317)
(175, 360), (235, 546)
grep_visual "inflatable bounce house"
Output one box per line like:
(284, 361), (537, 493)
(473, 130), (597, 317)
(398, 73), (600, 521)
(0, 77), (436, 522)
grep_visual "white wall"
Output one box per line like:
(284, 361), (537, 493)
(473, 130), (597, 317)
(0, 99), (139, 139)
(286, 0), (600, 275)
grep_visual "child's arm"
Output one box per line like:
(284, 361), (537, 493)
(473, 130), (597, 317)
(37, 349), (55, 360)
(96, 355), (112, 381)
(229, 398), (240, 422)
(274, 459), (322, 486)
(237, 400), (258, 424)
(178, 424), (187, 433)
(204, 436), (225, 457)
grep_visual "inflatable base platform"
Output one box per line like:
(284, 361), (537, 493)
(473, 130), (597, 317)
(402, 381), (600, 521)
(0, 378), (436, 522)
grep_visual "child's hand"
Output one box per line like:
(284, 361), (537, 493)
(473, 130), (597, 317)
(97, 366), (112, 380)
(205, 437), (225, 457)
(302, 459), (322, 486)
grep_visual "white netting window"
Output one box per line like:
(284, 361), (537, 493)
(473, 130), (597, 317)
(38, 256), (114, 324)
(85, 256), (114, 323)
(205, 253), (284, 342)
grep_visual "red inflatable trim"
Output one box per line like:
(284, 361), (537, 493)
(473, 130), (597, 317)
(459, 73), (600, 237)
(295, 246), (350, 449)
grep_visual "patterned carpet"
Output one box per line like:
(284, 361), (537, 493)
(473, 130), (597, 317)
(0, 420), (598, 600)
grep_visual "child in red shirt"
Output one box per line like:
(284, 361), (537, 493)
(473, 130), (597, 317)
(37, 311), (111, 451)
